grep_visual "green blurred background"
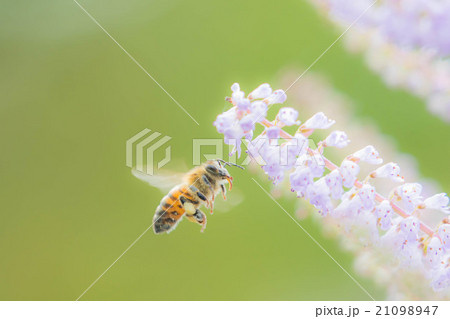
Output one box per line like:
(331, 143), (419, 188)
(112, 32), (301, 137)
(1, 0), (449, 300)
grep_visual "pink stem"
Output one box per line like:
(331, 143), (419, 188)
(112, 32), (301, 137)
(260, 119), (434, 237)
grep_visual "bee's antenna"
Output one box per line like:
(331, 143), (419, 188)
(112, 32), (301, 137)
(216, 159), (244, 170)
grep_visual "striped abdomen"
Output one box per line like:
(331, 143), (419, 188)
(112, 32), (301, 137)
(153, 184), (199, 234)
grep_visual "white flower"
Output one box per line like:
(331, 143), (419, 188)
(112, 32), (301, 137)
(396, 183), (423, 214)
(375, 200), (393, 230)
(424, 193), (450, 214)
(302, 112), (335, 130)
(248, 83), (272, 99)
(264, 89), (287, 105)
(277, 107), (299, 126)
(340, 159), (360, 188)
(324, 130), (350, 148)
(352, 145), (383, 164)
(371, 162), (404, 182)
(358, 184), (376, 211)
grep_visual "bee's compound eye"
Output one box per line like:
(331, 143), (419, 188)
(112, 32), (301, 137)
(206, 164), (219, 175)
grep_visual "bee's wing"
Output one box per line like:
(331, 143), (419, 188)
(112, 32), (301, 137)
(213, 188), (244, 212)
(131, 168), (185, 193)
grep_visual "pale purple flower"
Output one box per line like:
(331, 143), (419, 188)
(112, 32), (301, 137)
(396, 183), (423, 214)
(313, 0), (450, 123)
(239, 115), (255, 132)
(371, 162), (404, 182)
(236, 98), (251, 111)
(438, 224), (450, 251)
(280, 142), (305, 170)
(324, 130), (350, 148)
(213, 109), (236, 134)
(248, 83), (272, 100)
(266, 134), (307, 172)
(307, 178), (333, 216)
(398, 238), (424, 268)
(324, 169), (343, 199)
(358, 184), (376, 211)
(224, 126), (245, 157)
(328, 0), (376, 27)
(249, 101), (268, 122)
(231, 86), (245, 105)
(265, 126), (280, 139)
(431, 268), (450, 291)
(259, 141), (279, 163)
(375, 200), (393, 231)
(246, 135), (267, 160)
(231, 83), (240, 93)
(287, 133), (308, 161)
(400, 216), (421, 243)
(424, 193), (450, 214)
(381, 225), (419, 267)
(262, 162), (284, 184)
(215, 82), (450, 295)
(352, 145), (383, 165)
(340, 159), (360, 188)
(303, 154), (325, 178)
(379, 0), (450, 57)
(264, 89), (287, 105)
(302, 112), (335, 130)
(277, 107), (299, 126)
(257, 142), (290, 184)
(335, 192), (364, 218)
(426, 237), (444, 268)
(290, 166), (314, 197)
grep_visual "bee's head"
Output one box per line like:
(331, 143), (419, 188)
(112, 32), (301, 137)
(205, 159), (244, 190)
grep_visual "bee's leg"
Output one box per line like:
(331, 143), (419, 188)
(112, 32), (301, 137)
(202, 175), (215, 214)
(220, 184), (227, 200)
(179, 195), (189, 205)
(185, 209), (207, 232)
(189, 185), (211, 208)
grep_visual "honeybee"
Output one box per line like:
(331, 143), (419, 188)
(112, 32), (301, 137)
(132, 159), (244, 234)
